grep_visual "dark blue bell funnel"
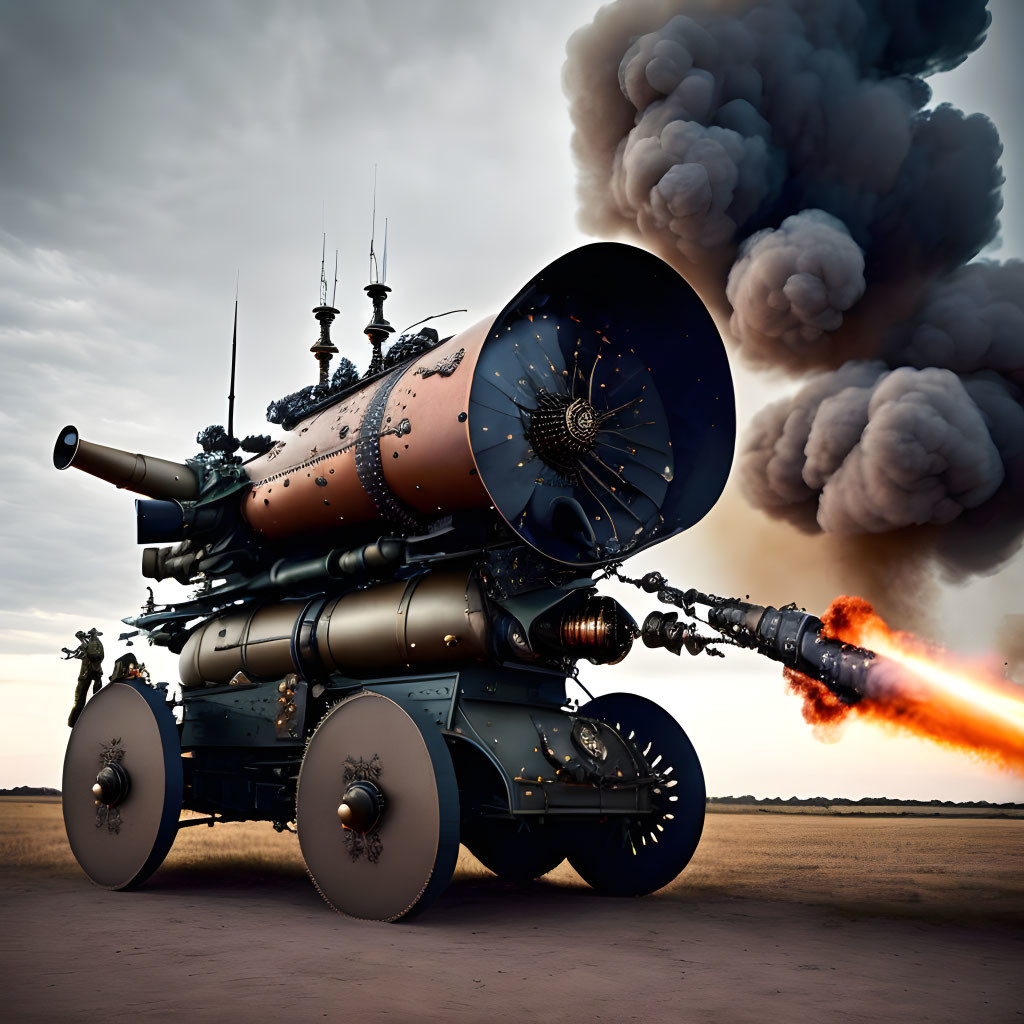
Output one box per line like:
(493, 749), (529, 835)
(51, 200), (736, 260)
(467, 242), (735, 567)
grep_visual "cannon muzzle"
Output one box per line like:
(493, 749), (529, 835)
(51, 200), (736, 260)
(53, 425), (199, 501)
(703, 596), (872, 704)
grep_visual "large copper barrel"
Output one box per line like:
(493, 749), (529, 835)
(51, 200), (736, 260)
(241, 320), (491, 538)
(241, 243), (736, 568)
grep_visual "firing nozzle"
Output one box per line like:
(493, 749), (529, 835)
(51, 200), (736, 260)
(704, 598), (870, 704)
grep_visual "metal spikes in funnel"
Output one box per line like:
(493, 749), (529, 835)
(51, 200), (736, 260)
(470, 311), (673, 564)
(466, 242), (735, 567)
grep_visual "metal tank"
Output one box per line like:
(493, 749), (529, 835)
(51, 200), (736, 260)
(55, 242), (877, 920)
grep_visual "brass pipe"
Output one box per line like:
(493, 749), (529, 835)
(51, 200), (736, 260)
(53, 425), (199, 501)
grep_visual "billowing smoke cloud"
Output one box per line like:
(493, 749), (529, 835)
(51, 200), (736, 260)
(726, 210), (866, 367)
(565, 0), (997, 286)
(742, 267), (1024, 572)
(564, 0), (1024, 575)
(886, 260), (1024, 384)
(743, 362), (1014, 532)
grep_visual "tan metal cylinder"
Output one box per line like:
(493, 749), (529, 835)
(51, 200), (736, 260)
(179, 602), (298, 689)
(178, 572), (490, 688)
(316, 573), (489, 673)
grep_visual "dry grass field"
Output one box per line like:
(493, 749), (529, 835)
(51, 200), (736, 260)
(3, 797), (1022, 1023)
(4, 796), (1022, 925)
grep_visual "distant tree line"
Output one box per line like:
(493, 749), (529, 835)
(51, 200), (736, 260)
(4, 786), (1020, 809)
(710, 794), (1024, 809)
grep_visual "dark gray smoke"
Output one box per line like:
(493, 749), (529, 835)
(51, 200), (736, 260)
(743, 362), (1014, 533)
(564, 0), (1024, 575)
(886, 260), (1024, 385)
(726, 209), (866, 368)
(565, 0), (997, 294)
(742, 264), (1024, 573)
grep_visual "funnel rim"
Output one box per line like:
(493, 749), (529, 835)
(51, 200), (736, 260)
(466, 242), (735, 568)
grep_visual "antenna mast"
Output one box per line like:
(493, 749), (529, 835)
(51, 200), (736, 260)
(319, 232), (328, 306)
(227, 272), (238, 439)
(369, 165), (379, 284)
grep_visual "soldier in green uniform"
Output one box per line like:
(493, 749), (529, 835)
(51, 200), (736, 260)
(63, 628), (104, 727)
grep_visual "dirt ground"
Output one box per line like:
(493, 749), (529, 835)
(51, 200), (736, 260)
(3, 799), (1022, 1023)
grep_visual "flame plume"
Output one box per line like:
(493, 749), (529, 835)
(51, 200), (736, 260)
(785, 597), (1024, 772)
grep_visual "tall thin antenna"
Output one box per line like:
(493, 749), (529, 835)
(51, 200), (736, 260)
(319, 232), (328, 306)
(382, 218), (389, 284)
(227, 271), (239, 439)
(369, 164), (378, 284)
(331, 249), (339, 307)
(362, 164), (392, 377)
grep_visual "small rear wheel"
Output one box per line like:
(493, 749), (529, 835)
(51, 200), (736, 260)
(463, 818), (565, 883)
(566, 693), (705, 896)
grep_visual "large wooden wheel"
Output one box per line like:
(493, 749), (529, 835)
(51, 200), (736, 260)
(63, 680), (183, 890)
(296, 691), (460, 921)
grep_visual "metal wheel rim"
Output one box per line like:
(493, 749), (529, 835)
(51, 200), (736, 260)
(62, 681), (183, 890)
(297, 690), (460, 921)
(566, 692), (705, 896)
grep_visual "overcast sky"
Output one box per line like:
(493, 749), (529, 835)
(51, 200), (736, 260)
(2, 0), (1021, 802)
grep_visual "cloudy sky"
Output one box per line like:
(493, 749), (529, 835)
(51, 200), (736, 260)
(2, 0), (1022, 802)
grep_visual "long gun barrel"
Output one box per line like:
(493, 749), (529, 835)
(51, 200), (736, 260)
(53, 425), (199, 501)
(698, 594), (871, 704)
(631, 574), (873, 705)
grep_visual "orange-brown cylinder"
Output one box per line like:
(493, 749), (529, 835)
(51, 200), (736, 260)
(240, 322), (492, 540)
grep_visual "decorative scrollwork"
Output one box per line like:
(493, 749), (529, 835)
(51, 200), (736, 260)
(415, 347), (465, 379)
(341, 755), (383, 864)
(342, 754), (381, 785)
(95, 738), (125, 834)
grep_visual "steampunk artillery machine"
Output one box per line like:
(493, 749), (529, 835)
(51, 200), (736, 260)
(57, 243), (876, 919)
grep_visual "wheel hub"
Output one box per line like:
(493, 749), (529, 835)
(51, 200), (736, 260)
(337, 779), (384, 833)
(63, 680), (183, 890)
(92, 760), (131, 806)
(297, 690), (461, 921)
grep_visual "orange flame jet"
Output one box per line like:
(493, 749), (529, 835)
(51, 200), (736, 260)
(785, 596), (1024, 772)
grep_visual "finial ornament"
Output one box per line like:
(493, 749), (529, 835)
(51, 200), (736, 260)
(363, 283), (393, 377)
(311, 304), (339, 385)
